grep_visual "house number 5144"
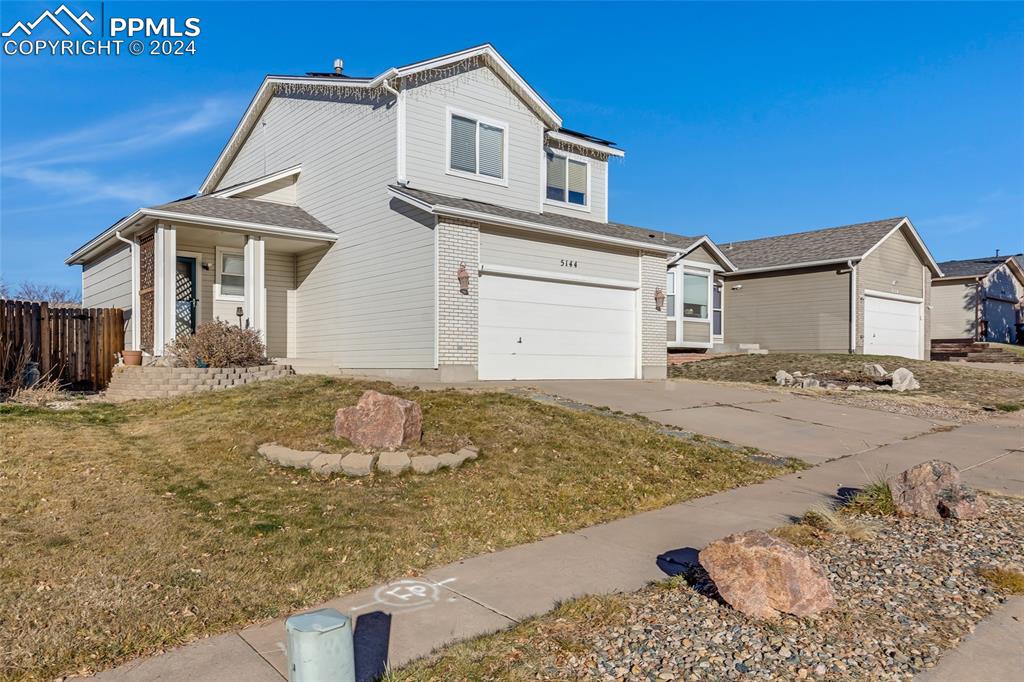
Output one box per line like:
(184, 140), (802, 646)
(560, 259), (579, 268)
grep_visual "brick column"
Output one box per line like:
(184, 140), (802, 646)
(641, 252), (668, 379)
(436, 217), (480, 379)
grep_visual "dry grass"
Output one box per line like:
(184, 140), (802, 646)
(844, 479), (898, 517)
(7, 377), (67, 406)
(801, 505), (877, 541)
(670, 353), (1024, 411)
(977, 568), (1024, 595)
(0, 375), (793, 681)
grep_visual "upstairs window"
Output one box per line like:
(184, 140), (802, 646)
(546, 152), (588, 207)
(448, 111), (506, 182)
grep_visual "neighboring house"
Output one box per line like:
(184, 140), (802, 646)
(711, 217), (942, 359)
(68, 44), (717, 381)
(931, 255), (1024, 344)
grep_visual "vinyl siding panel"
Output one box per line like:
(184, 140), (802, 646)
(931, 280), (977, 340)
(666, 320), (677, 342)
(724, 265), (851, 353)
(235, 176), (297, 204)
(404, 63), (544, 213)
(479, 227), (637, 282)
(81, 243), (133, 347)
(683, 321), (711, 343)
(216, 90), (436, 368)
(265, 251), (295, 357)
(684, 244), (720, 266)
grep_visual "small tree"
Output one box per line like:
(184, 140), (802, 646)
(0, 279), (80, 306)
(166, 320), (267, 368)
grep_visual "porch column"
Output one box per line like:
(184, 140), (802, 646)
(129, 236), (141, 351)
(243, 236), (266, 340)
(152, 223), (177, 355)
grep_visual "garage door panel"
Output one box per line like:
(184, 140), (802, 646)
(864, 296), (922, 359)
(479, 274), (637, 380)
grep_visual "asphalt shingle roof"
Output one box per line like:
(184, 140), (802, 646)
(151, 196), (332, 234)
(937, 256), (1018, 279)
(389, 185), (702, 251)
(719, 218), (906, 271)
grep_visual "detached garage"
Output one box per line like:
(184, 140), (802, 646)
(720, 217), (942, 359)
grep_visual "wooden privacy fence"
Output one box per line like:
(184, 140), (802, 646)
(1, 299), (125, 390)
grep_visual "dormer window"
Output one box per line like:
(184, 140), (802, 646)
(546, 151), (588, 208)
(447, 109), (507, 184)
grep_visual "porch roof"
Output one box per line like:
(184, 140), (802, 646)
(66, 197), (336, 265)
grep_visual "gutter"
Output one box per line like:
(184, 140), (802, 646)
(723, 256), (861, 276)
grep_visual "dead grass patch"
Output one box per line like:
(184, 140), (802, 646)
(0, 376), (793, 681)
(977, 568), (1024, 595)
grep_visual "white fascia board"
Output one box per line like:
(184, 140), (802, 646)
(65, 211), (145, 264)
(679, 236), (737, 271)
(722, 257), (858, 276)
(387, 187), (681, 255)
(140, 209), (338, 242)
(546, 130), (625, 158)
(210, 165), (302, 198)
(860, 217), (943, 277)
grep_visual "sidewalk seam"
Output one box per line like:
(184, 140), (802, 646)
(236, 633), (286, 681)
(435, 584), (521, 625)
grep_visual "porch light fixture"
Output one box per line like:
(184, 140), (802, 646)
(654, 287), (666, 311)
(457, 262), (470, 295)
(236, 306), (244, 329)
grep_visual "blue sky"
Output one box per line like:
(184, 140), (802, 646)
(1, 1), (1022, 292)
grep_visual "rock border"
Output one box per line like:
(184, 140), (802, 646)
(257, 442), (479, 477)
(774, 363), (920, 392)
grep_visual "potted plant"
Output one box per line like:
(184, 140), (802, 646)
(122, 350), (143, 366)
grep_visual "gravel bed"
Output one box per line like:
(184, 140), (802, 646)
(557, 495), (1023, 680)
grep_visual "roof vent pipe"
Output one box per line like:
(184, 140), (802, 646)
(996, 248), (1000, 257)
(333, 58), (344, 74)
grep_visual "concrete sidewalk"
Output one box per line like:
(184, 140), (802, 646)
(93, 409), (1022, 681)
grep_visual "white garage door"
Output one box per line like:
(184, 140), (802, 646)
(864, 295), (922, 359)
(478, 274), (637, 380)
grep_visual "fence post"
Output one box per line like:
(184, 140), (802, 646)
(39, 302), (50, 377)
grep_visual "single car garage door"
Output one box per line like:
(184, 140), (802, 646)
(478, 273), (637, 380)
(863, 295), (922, 359)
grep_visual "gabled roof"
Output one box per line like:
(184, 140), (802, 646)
(720, 217), (942, 276)
(198, 44), (578, 194)
(937, 254), (1024, 281)
(388, 185), (701, 255)
(65, 196), (334, 265)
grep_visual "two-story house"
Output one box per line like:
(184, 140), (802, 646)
(68, 44), (713, 380)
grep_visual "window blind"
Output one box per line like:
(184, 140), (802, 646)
(567, 159), (587, 205)
(450, 115), (477, 173)
(546, 153), (566, 201)
(478, 123), (504, 178)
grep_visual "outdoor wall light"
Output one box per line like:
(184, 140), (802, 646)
(235, 306), (244, 329)
(457, 262), (470, 295)
(654, 287), (666, 311)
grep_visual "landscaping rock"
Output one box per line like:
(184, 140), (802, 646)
(889, 460), (984, 520)
(891, 367), (920, 392)
(377, 451), (411, 476)
(438, 452), (469, 469)
(456, 445), (480, 461)
(797, 377), (820, 389)
(309, 452), (344, 474)
(257, 443), (320, 468)
(863, 363), (888, 379)
(775, 370), (794, 386)
(334, 390), (423, 450)
(699, 530), (836, 620)
(411, 455), (440, 474)
(340, 452), (377, 477)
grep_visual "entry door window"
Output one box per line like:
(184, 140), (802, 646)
(682, 273), (709, 319)
(175, 257), (197, 336)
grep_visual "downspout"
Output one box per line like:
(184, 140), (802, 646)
(974, 277), (982, 341)
(847, 259), (857, 353)
(380, 76), (407, 184)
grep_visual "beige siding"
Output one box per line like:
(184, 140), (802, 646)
(404, 62), (545, 214)
(931, 280), (977, 340)
(855, 226), (932, 355)
(479, 227), (636, 282)
(217, 89), (436, 368)
(640, 252), (667, 378)
(235, 176), (297, 204)
(666, 320), (676, 342)
(82, 243), (133, 347)
(724, 265), (852, 353)
(265, 251), (295, 357)
(683, 321), (711, 343)
(684, 244), (720, 266)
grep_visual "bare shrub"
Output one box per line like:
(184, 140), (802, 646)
(166, 320), (267, 368)
(9, 377), (67, 406)
(1, 337), (30, 400)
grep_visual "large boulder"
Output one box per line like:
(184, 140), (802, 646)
(890, 367), (920, 391)
(334, 390), (423, 450)
(863, 363), (888, 379)
(890, 460), (986, 520)
(698, 530), (836, 620)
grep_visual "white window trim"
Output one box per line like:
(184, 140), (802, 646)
(681, 268), (711, 322)
(543, 148), (591, 213)
(665, 270), (677, 320)
(444, 106), (509, 187)
(215, 246), (245, 302)
(713, 277), (724, 340)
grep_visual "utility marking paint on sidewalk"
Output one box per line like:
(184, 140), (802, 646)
(350, 578), (459, 613)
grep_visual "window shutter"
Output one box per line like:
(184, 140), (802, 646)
(450, 115), (476, 173)
(546, 153), (566, 201)
(567, 159), (587, 205)
(478, 123), (504, 178)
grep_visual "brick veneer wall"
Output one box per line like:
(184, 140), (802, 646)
(436, 218), (480, 368)
(641, 252), (668, 378)
(103, 365), (293, 402)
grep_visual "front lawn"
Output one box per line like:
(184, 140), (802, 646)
(670, 353), (1024, 412)
(0, 376), (793, 681)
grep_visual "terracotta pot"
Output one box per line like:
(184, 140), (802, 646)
(123, 350), (143, 366)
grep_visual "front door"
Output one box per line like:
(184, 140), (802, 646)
(175, 256), (198, 336)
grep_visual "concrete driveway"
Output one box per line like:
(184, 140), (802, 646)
(523, 379), (949, 464)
